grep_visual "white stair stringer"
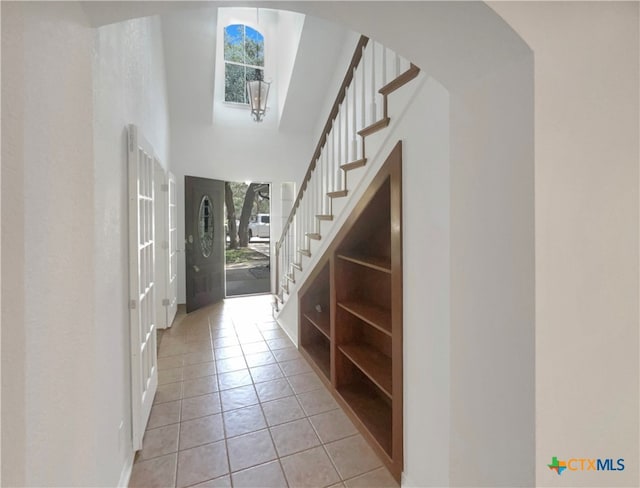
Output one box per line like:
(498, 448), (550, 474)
(275, 72), (427, 338)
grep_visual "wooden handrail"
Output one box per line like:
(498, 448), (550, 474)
(276, 35), (369, 253)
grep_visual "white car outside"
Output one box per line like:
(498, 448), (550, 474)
(248, 214), (270, 239)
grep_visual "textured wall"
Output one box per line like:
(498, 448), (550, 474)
(1, 2), (96, 485)
(93, 15), (170, 485)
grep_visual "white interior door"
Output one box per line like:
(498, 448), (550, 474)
(167, 172), (178, 325)
(127, 124), (158, 451)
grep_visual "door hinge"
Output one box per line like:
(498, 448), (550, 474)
(162, 298), (170, 306)
(129, 299), (137, 310)
(161, 184), (169, 192)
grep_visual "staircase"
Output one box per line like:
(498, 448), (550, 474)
(274, 35), (420, 312)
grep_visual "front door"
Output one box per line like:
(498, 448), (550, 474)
(185, 176), (225, 313)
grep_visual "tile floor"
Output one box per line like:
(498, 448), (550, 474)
(129, 295), (399, 488)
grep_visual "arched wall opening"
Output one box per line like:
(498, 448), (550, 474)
(3, 2), (535, 487)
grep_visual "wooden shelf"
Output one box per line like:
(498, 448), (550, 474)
(303, 340), (330, 379)
(338, 381), (392, 456)
(337, 253), (391, 274)
(303, 310), (330, 340)
(339, 344), (392, 398)
(337, 301), (391, 336)
(298, 142), (403, 482)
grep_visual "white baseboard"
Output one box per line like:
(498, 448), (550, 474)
(118, 452), (134, 488)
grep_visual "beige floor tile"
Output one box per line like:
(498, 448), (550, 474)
(262, 396), (305, 426)
(187, 341), (213, 353)
(139, 424), (180, 461)
(185, 330), (211, 343)
(279, 358), (313, 377)
(179, 413), (224, 450)
(231, 460), (287, 488)
(158, 366), (183, 386)
(148, 400), (181, 429)
(297, 388), (339, 416)
(220, 385), (259, 411)
(266, 338), (294, 351)
(328, 483), (347, 488)
(255, 378), (294, 403)
(218, 369), (253, 390)
(287, 372), (324, 394)
(213, 336), (239, 349)
(190, 474), (231, 487)
(244, 351), (276, 367)
(129, 452), (177, 488)
(325, 435), (382, 480)
(183, 361), (217, 380)
(249, 363), (284, 383)
(223, 404), (267, 438)
(176, 441), (228, 488)
(216, 356), (247, 374)
(183, 375), (218, 398)
(236, 332), (264, 344)
(256, 320), (280, 330)
(226, 429), (277, 472)
(183, 350), (214, 365)
(280, 446), (340, 487)
(214, 345), (243, 359)
(272, 347), (303, 362)
(154, 381), (183, 404)
(181, 393), (221, 421)
(158, 355), (184, 371)
(309, 408), (358, 443)
(260, 329), (288, 341)
(158, 342), (189, 358)
(344, 467), (399, 487)
(211, 327), (237, 339)
(269, 418), (321, 457)
(241, 341), (270, 355)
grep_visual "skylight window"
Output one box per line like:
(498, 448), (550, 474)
(224, 24), (265, 104)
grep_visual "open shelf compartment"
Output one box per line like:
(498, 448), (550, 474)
(336, 306), (392, 397)
(336, 352), (393, 456)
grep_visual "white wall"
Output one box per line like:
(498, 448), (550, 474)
(1, 2), (96, 485)
(93, 14), (170, 485)
(275, 10), (305, 121)
(490, 2), (639, 486)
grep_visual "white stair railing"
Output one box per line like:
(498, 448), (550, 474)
(275, 36), (417, 307)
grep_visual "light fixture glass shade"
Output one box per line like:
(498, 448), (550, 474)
(246, 79), (271, 122)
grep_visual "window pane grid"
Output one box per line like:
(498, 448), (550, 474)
(223, 24), (264, 104)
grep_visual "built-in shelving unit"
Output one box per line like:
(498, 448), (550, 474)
(298, 142), (403, 481)
(299, 259), (331, 380)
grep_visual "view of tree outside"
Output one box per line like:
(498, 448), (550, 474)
(225, 182), (269, 249)
(224, 24), (264, 104)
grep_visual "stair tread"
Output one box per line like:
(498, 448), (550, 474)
(298, 249), (311, 257)
(292, 262), (303, 271)
(307, 233), (321, 240)
(328, 189), (348, 198)
(379, 63), (421, 96)
(358, 117), (390, 137)
(316, 214), (334, 221)
(341, 158), (367, 172)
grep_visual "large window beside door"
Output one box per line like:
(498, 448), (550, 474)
(224, 24), (265, 104)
